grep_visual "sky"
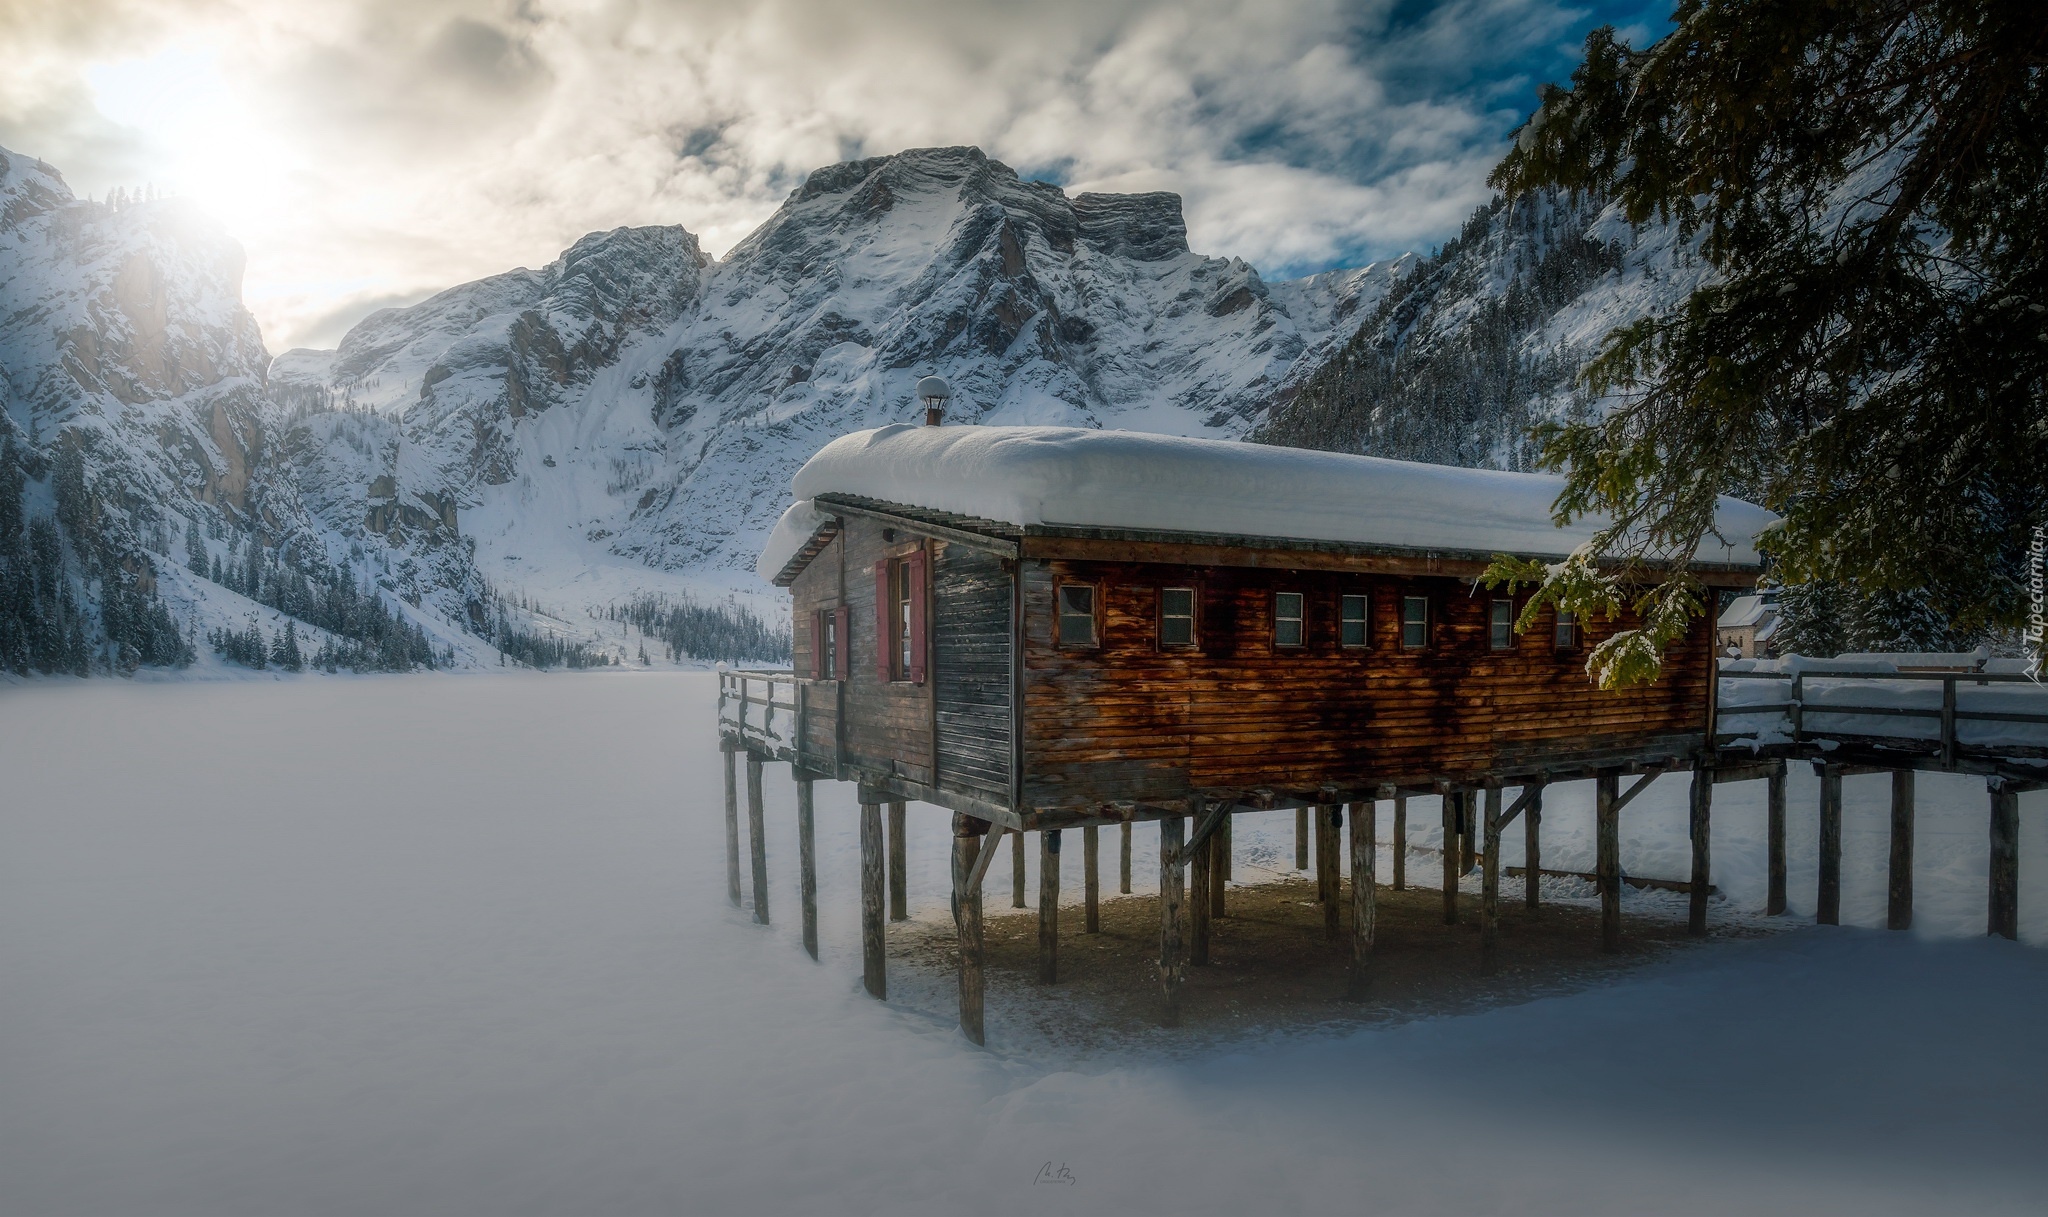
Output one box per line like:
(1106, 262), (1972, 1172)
(0, 0), (1665, 354)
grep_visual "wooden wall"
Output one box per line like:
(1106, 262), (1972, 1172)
(1018, 558), (1712, 808)
(932, 542), (1013, 803)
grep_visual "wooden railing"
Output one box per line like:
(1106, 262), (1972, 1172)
(718, 669), (801, 756)
(1718, 667), (2048, 766)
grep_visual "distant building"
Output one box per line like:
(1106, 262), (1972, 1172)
(1717, 592), (1780, 658)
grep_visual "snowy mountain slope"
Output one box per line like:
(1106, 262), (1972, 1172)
(280, 147), (1408, 610)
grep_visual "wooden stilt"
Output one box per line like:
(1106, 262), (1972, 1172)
(746, 753), (770, 925)
(1766, 764), (1788, 916)
(1158, 815), (1185, 1025)
(1523, 784), (1543, 911)
(1348, 798), (1376, 996)
(1038, 830), (1061, 983)
(1597, 773), (1620, 953)
(1011, 827), (1026, 909)
(1296, 806), (1309, 870)
(1817, 765), (1843, 926)
(1392, 791), (1407, 891)
(1460, 792), (1478, 876)
(723, 744), (742, 908)
(952, 814), (985, 1045)
(1989, 782), (2019, 941)
(1119, 821), (1132, 894)
(859, 800), (885, 999)
(1481, 785), (1502, 972)
(1210, 820), (1228, 919)
(1688, 762), (1712, 937)
(1320, 805), (1342, 941)
(887, 800), (907, 923)
(1189, 803), (1212, 966)
(1084, 824), (1101, 934)
(797, 776), (819, 960)
(1888, 770), (1914, 931)
(1441, 792), (1461, 926)
(1220, 814), (1233, 885)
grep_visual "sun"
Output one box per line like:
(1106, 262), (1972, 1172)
(85, 44), (288, 234)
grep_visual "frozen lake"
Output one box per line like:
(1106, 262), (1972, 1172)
(3, 672), (2045, 1215)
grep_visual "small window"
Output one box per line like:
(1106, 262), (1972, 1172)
(1340, 594), (1369, 648)
(1401, 596), (1429, 650)
(1490, 599), (1515, 650)
(1059, 584), (1098, 648)
(1274, 592), (1304, 648)
(1555, 607), (1577, 650)
(1160, 587), (1196, 647)
(822, 611), (838, 676)
(896, 562), (915, 674)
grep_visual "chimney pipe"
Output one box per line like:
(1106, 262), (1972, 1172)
(916, 374), (952, 426)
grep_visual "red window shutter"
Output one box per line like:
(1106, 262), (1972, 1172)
(907, 548), (928, 685)
(874, 560), (893, 679)
(833, 606), (851, 679)
(809, 609), (824, 679)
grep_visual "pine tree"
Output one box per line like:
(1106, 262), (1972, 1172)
(210, 553), (222, 584)
(185, 518), (207, 575)
(1488, 0), (2048, 686)
(272, 620), (303, 672)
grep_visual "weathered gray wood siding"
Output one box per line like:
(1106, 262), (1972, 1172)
(932, 542), (1013, 803)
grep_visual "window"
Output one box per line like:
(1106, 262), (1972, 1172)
(1340, 594), (1369, 648)
(874, 551), (927, 682)
(1058, 583), (1098, 648)
(896, 561), (915, 675)
(1490, 599), (1515, 651)
(1160, 587), (1196, 647)
(1401, 596), (1429, 649)
(811, 608), (839, 678)
(1274, 592), (1304, 647)
(1554, 607), (1578, 650)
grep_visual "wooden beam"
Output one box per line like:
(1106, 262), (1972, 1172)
(1612, 769), (1663, 815)
(1597, 773), (1621, 953)
(1889, 770), (1915, 932)
(1818, 766), (1843, 926)
(1190, 802), (1213, 967)
(723, 743), (742, 908)
(1211, 821), (1228, 920)
(1320, 805), (1342, 942)
(1442, 791), (1461, 925)
(860, 800), (885, 999)
(1481, 785), (1503, 972)
(1989, 782), (2019, 940)
(888, 801), (908, 923)
(1083, 825), (1101, 934)
(747, 753), (770, 926)
(1011, 828), (1026, 909)
(952, 814), (985, 1045)
(1039, 830), (1061, 983)
(1158, 815), (1185, 1026)
(1392, 791), (1408, 891)
(1524, 783), (1544, 912)
(1296, 806), (1309, 871)
(797, 776), (819, 960)
(1120, 821), (1133, 894)
(1767, 765), (1788, 916)
(1712, 759), (1786, 785)
(1459, 790), (1477, 876)
(1220, 814), (1233, 885)
(1688, 763), (1712, 937)
(1349, 798), (1377, 996)
(966, 825), (1007, 892)
(814, 494), (1020, 559)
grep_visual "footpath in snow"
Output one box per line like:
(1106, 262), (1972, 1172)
(2, 672), (2045, 1216)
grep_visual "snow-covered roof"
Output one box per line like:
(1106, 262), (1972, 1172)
(1718, 595), (1776, 629)
(758, 425), (1776, 581)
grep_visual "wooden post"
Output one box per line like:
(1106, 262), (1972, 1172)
(1084, 825), (1101, 933)
(888, 800), (908, 923)
(1296, 806), (1309, 870)
(952, 814), (985, 1045)
(723, 744), (742, 908)
(1481, 785), (1503, 972)
(1119, 821), (1132, 894)
(860, 800), (885, 999)
(1348, 799), (1376, 996)
(1011, 827), (1026, 909)
(1523, 784), (1543, 911)
(1460, 792), (1478, 876)
(1189, 805), (1212, 966)
(1038, 830), (1061, 983)
(1210, 820), (1228, 919)
(1766, 764), (1788, 916)
(1989, 782), (2019, 941)
(746, 753), (770, 925)
(1688, 762), (1712, 937)
(1158, 815), (1185, 1026)
(1392, 791), (1408, 891)
(1817, 765), (1843, 926)
(797, 776), (819, 960)
(1220, 814), (1233, 884)
(1441, 791), (1460, 925)
(1889, 770), (1915, 931)
(1597, 773), (1620, 953)
(1320, 805), (1342, 941)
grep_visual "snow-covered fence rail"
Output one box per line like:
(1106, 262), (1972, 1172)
(717, 669), (801, 758)
(1718, 666), (2048, 765)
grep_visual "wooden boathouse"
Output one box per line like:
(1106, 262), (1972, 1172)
(719, 419), (2040, 1043)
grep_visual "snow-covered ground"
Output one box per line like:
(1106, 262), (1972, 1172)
(3, 673), (2046, 1215)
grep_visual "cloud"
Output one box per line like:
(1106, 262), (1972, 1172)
(0, 0), (1659, 352)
